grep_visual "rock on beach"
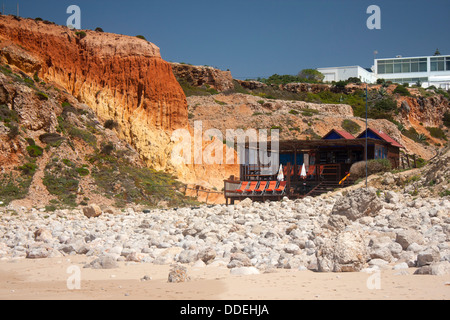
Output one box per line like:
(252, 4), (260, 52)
(0, 188), (449, 276)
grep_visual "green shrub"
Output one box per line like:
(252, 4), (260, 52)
(75, 31), (87, 39)
(393, 85), (411, 97)
(76, 167), (90, 177)
(289, 109), (299, 115)
(297, 69), (325, 82)
(43, 159), (84, 207)
(230, 80), (250, 95)
(333, 81), (348, 92)
(18, 162), (38, 176)
(95, 27), (104, 32)
(39, 133), (65, 146)
(88, 151), (200, 208)
(214, 99), (227, 106)
(403, 127), (428, 144)
(0, 65), (12, 75)
(136, 35), (147, 40)
(347, 77), (362, 84)
(426, 127), (447, 140)
(43, 173), (78, 207)
(62, 159), (75, 167)
(443, 112), (450, 128)
(177, 79), (219, 97)
(100, 142), (115, 155)
(342, 119), (361, 135)
(0, 105), (18, 123)
(68, 127), (97, 147)
(259, 74), (306, 85)
(104, 120), (118, 129)
(0, 172), (34, 205)
(7, 124), (20, 140)
(373, 97), (397, 113)
(416, 157), (427, 169)
(25, 138), (35, 146)
(26, 145), (44, 158)
(271, 126), (282, 132)
(440, 190), (450, 197)
(366, 97), (398, 120)
(36, 92), (49, 101)
(301, 109), (320, 117)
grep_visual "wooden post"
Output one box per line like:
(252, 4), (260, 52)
(287, 162), (291, 196)
(406, 154), (410, 168)
(413, 155), (417, 168)
(294, 150), (297, 182)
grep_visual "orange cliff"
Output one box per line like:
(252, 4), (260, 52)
(0, 15), (238, 191)
(0, 15), (187, 166)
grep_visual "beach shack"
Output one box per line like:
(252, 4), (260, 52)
(224, 128), (403, 204)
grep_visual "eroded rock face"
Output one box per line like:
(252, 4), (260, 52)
(399, 95), (449, 128)
(171, 63), (234, 92)
(0, 16), (188, 171)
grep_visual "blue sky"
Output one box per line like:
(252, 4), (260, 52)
(4, 0), (450, 79)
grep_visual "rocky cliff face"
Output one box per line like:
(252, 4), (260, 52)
(399, 95), (449, 128)
(171, 62), (234, 92)
(0, 15), (188, 171)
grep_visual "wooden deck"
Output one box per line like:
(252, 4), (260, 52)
(224, 163), (355, 205)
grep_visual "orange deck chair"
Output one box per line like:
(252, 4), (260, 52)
(283, 166), (294, 177)
(275, 181), (287, 195)
(306, 165), (316, 179)
(235, 182), (249, 194)
(255, 181), (269, 194)
(244, 181), (259, 195)
(264, 181), (279, 194)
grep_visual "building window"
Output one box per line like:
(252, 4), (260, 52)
(378, 58), (428, 74)
(390, 77), (428, 84)
(402, 62), (411, 73)
(431, 57), (450, 72)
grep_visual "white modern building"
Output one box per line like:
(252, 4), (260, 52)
(317, 54), (450, 89)
(375, 55), (450, 89)
(317, 65), (377, 84)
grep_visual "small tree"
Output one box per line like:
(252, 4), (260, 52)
(297, 69), (324, 82)
(415, 79), (423, 88)
(75, 31), (87, 39)
(347, 77), (362, 84)
(104, 119), (118, 129)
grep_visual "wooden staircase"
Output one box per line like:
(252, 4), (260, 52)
(305, 177), (356, 198)
(306, 181), (341, 197)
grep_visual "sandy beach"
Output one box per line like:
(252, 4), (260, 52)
(0, 256), (448, 301)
